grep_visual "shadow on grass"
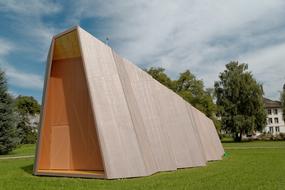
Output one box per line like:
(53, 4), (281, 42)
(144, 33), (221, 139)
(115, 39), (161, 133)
(21, 164), (34, 175)
(222, 140), (241, 143)
(222, 140), (255, 143)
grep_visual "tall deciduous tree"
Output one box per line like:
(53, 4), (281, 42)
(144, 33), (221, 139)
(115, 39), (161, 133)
(174, 70), (216, 118)
(214, 61), (266, 141)
(0, 70), (19, 154)
(146, 67), (175, 90)
(14, 96), (40, 115)
(146, 67), (219, 130)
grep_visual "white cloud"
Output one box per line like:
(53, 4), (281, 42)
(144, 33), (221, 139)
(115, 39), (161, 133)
(0, 37), (43, 90)
(0, 0), (61, 15)
(0, 62), (43, 90)
(8, 90), (19, 98)
(0, 38), (14, 56)
(0, 0), (285, 100)
(240, 43), (285, 100)
(0, 1), (58, 92)
(67, 0), (285, 100)
(0, 0), (62, 59)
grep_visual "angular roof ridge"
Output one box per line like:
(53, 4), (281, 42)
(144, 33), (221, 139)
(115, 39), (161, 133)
(263, 97), (281, 108)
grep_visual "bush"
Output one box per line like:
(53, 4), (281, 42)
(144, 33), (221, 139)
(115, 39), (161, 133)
(24, 132), (37, 144)
(257, 132), (285, 141)
(16, 117), (38, 144)
(278, 133), (285, 140)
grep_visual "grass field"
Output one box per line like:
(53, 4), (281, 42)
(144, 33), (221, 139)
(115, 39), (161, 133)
(0, 144), (35, 158)
(0, 141), (285, 190)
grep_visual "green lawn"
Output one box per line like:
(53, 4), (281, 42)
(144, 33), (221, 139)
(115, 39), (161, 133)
(1, 141), (285, 190)
(0, 144), (35, 158)
(223, 140), (285, 148)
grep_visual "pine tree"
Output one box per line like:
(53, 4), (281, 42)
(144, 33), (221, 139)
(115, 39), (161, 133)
(0, 70), (19, 154)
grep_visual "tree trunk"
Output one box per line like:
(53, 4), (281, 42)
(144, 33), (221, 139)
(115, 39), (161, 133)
(239, 130), (243, 142)
(234, 133), (239, 142)
(234, 131), (243, 142)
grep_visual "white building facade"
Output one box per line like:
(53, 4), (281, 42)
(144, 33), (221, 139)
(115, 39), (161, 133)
(264, 98), (285, 135)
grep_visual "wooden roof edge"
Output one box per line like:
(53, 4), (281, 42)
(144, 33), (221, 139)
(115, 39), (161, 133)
(53, 25), (80, 39)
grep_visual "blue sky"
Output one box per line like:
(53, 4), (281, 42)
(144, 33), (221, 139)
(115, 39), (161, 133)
(0, 0), (285, 103)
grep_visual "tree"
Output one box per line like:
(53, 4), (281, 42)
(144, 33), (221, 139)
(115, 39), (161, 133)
(214, 61), (266, 141)
(281, 85), (285, 122)
(14, 96), (40, 144)
(174, 70), (216, 118)
(146, 67), (219, 129)
(0, 70), (19, 154)
(145, 67), (175, 90)
(14, 96), (40, 115)
(175, 70), (220, 131)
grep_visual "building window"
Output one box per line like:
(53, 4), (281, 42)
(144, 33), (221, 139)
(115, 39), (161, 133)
(268, 109), (272, 115)
(268, 118), (273, 124)
(274, 109), (278, 115)
(274, 117), (279, 124)
(276, 126), (280, 133)
(269, 127), (274, 133)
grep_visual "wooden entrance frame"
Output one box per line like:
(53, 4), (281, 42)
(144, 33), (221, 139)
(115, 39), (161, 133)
(34, 27), (105, 178)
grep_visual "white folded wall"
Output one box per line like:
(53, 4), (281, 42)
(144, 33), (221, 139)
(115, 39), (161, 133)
(78, 27), (224, 178)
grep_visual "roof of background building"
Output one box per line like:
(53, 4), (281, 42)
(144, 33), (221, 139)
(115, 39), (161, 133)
(263, 97), (282, 108)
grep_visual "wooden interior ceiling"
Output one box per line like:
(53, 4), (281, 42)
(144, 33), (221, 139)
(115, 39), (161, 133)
(53, 30), (81, 60)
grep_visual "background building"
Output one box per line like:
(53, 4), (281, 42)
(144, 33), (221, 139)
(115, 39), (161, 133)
(263, 98), (285, 135)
